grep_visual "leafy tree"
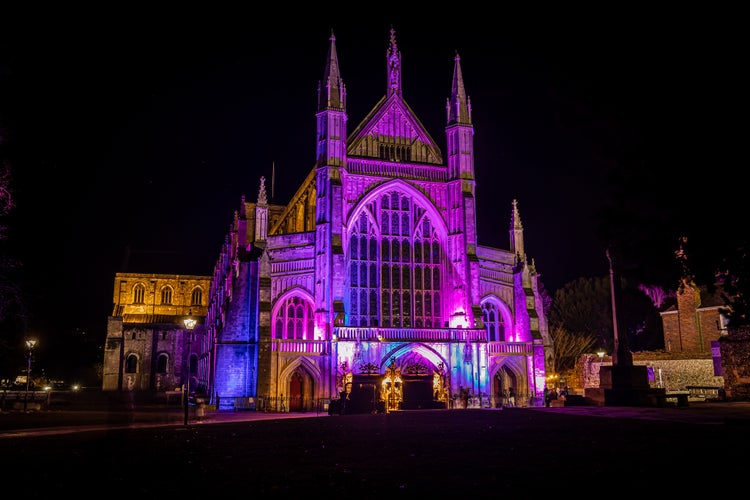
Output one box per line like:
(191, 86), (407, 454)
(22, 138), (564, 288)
(547, 275), (664, 359)
(674, 235), (749, 328)
(716, 241), (750, 327)
(547, 276), (612, 350)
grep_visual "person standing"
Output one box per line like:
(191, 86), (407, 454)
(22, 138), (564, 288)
(507, 387), (516, 407)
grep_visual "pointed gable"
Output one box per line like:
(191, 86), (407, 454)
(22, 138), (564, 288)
(347, 93), (443, 165)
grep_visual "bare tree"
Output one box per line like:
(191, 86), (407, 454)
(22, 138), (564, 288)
(548, 324), (597, 377)
(0, 159), (27, 382)
(0, 160), (13, 237)
(638, 283), (673, 309)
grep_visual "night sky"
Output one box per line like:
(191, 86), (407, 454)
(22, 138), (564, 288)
(0, 10), (741, 378)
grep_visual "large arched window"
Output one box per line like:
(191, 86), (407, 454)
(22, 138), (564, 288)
(274, 296), (314, 340)
(482, 301), (505, 342)
(348, 190), (444, 328)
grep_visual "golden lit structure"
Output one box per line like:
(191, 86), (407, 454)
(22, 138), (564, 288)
(381, 359), (402, 412)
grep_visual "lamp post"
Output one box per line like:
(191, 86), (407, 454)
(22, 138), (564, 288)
(183, 311), (197, 426)
(23, 339), (37, 412)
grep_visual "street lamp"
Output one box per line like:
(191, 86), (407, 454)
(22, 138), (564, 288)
(183, 311), (197, 426)
(24, 339), (37, 412)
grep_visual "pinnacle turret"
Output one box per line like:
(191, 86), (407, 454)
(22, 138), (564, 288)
(446, 51), (472, 126)
(317, 30), (346, 111)
(386, 27), (402, 98)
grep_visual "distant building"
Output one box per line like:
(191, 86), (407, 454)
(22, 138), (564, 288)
(102, 274), (210, 394)
(659, 280), (728, 354)
(103, 28), (551, 411)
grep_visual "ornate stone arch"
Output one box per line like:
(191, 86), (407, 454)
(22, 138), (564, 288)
(379, 343), (446, 371)
(490, 357), (528, 407)
(278, 357), (321, 411)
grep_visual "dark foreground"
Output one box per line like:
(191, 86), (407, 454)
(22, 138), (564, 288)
(3, 405), (749, 496)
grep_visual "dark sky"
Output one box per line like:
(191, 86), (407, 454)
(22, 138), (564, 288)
(0, 10), (741, 374)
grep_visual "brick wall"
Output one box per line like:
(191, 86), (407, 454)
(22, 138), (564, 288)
(661, 282), (724, 354)
(676, 286), (701, 350)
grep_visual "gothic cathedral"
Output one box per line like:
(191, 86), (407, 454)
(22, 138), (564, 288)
(103, 29), (551, 412)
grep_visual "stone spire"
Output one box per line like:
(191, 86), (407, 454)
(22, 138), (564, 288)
(257, 176), (267, 206)
(386, 26), (402, 98)
(255, 177), (269, 244)
(317, 30), (346, 112)
(510, 199), (525, 261)
(446, 51), (472, 126)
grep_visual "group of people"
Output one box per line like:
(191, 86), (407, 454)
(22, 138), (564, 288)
(543, 386), (567, 407)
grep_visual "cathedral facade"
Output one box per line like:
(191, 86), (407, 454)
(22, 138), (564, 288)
(103, 29), (551, 411)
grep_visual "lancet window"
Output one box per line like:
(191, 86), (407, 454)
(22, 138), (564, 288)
(191, 288), (203, 306)
(160, 286), (173, 305)
(482, 301), (505, 341)
(133, 284), (145, 304)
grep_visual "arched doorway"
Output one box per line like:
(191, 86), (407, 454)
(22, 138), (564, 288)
(493, 365), (518, 407)
(493, 371), (504, 407)
(289, 372), (304, 412)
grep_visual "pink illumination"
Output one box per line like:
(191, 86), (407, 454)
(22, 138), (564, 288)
(200, 28), (547, 410)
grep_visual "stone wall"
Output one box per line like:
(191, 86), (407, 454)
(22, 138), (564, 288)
(578, 353), (723, 393)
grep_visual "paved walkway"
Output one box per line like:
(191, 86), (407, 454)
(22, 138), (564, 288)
(0, 407), (325, 438)
(3, 402), (750, 495)
(2, 400), (749, 439)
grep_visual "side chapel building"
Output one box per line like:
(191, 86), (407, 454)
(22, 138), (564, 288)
(103, 28), (551, 411)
